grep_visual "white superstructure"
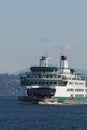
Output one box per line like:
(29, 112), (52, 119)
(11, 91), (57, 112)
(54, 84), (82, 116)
(18, 54), (87, 104)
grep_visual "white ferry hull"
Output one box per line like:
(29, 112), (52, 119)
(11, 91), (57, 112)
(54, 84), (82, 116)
(18, 84), (87, 104)
(19, 54), (87, 104)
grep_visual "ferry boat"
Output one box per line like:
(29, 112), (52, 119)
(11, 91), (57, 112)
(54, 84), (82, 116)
(18, 54), (87, 104)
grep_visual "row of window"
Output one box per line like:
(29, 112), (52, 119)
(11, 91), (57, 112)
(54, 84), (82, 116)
(69, 82), (84, 85)
(67, 89), (87, 92)
(26, 75), (61, 79)
(21, 75), (85, 81)
(75, 94), (84, 97)
(21, 80), (67, 86)
(32, 70), (57, 72)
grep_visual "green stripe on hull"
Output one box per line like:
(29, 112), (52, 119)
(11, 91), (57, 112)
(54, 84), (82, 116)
(52, 96), (87, 101)
(52, 96), (87, 104)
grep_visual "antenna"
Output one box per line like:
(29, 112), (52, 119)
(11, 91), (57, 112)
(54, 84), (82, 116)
(60, 52), (62, 70)
(45, 50), (49, 58)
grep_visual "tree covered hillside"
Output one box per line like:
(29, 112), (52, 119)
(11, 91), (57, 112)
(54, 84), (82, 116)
(0, 74), (20, 96)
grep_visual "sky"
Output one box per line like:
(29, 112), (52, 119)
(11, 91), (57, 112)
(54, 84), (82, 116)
(0, 0), (87, 73)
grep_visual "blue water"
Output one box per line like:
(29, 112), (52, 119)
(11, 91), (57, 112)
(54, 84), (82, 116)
(0, 98), (87, 130)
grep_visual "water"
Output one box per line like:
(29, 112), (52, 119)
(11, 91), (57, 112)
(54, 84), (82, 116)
(0, 98), (87, 130)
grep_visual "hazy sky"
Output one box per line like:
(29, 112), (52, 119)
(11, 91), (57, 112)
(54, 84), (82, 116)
(0, 0), (87, 73)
